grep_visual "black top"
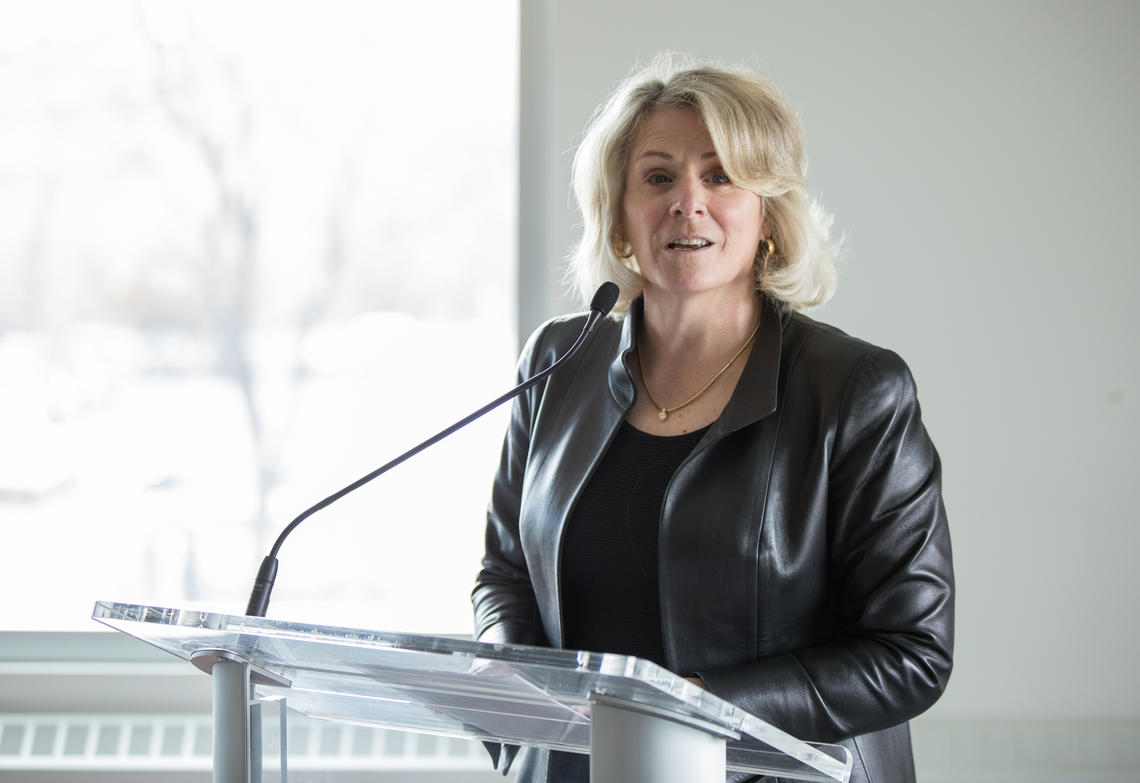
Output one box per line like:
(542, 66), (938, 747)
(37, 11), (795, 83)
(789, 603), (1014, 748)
(560, 421), (707, 668)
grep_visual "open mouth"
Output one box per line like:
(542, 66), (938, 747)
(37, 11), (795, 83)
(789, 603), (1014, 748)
(667, 238), (712, 250)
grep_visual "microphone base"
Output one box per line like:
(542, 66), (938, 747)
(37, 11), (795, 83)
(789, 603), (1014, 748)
(244, 556), (279, 618)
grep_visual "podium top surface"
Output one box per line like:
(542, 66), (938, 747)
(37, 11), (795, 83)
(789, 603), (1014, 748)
(93, 600), (850, 782)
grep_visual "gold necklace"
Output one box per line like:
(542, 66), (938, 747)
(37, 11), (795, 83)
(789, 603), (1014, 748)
(638, 317), (763, 422)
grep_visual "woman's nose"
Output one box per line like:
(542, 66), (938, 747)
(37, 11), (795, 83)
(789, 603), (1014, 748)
(670, 177), (707, 218)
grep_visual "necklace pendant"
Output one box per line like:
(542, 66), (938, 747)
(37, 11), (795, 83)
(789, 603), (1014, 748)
(658, 409), (669, 421)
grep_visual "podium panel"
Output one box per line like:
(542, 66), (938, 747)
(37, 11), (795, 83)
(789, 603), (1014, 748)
(93, 601), (851, 782)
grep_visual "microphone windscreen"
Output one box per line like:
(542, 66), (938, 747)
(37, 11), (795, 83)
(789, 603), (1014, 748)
(590, 282), (619, 317)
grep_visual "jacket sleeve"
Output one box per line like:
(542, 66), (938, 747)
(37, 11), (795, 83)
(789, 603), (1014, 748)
(699, 348), (954, 743)
(470, 328), (550, 648)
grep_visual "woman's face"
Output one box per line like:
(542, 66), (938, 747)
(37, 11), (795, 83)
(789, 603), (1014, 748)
(621, 106), (765, 302)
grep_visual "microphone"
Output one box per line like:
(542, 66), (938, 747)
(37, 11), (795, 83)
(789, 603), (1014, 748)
(244, 282), (620, 617)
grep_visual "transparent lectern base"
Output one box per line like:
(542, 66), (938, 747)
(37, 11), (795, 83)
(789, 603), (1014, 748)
(93, 601), (851, 782)
(252, 702), (506, 782)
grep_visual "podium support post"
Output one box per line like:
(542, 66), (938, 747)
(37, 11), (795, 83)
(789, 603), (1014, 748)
(212, 656), (251, 783)
(589, 693), (735, 783)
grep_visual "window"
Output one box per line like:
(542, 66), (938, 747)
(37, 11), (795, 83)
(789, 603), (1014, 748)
(0, 1), (518, 634)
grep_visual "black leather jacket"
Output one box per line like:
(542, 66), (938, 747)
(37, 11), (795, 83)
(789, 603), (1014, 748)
(473, 297), (954, 783)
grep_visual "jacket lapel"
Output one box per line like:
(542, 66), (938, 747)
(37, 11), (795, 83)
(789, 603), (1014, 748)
(520, 313), (634, 648)
(703, 295), (784, 445)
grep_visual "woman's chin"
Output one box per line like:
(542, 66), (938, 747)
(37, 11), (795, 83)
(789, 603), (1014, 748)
(641, 273), (757, 302)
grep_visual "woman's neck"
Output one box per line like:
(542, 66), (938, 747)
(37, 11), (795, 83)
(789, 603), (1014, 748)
(626, 288), (763, 434)
(639, 288), (763, 361)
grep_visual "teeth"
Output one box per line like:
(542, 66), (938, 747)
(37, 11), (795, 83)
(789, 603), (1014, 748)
(670, 238), (710, 248)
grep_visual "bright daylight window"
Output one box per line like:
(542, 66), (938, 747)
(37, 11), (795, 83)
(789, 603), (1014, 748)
(0, 2), (517, 634)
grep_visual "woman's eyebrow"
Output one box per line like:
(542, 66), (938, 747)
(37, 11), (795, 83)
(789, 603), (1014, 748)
(633, 150), (719, 161)
(634, 150), (673, 162)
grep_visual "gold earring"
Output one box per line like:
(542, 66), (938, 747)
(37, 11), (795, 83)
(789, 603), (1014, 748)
(755, 237), (777, 284)
(615, 239), (634, 259)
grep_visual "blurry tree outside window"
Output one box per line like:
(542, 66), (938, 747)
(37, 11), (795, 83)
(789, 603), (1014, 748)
(0, 2), (517, 632)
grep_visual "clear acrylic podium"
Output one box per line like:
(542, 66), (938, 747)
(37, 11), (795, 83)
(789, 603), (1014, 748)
(93, 601), (851, 783)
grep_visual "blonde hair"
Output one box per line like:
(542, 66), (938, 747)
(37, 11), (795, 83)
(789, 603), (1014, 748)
(568, 56), (838, 316)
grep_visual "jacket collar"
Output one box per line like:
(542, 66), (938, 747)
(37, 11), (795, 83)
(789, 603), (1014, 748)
(606, 295), (785, 437)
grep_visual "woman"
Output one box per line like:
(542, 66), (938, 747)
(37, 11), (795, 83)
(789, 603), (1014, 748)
(472, 59), (953, 783)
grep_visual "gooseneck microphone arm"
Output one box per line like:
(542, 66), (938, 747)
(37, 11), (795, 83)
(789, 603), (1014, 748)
(244, 282), (619, 617)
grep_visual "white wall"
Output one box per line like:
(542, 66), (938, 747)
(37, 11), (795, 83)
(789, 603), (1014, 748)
(519, 0), (1140, 777)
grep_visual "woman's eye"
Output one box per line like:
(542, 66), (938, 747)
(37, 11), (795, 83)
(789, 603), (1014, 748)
(647, 173), (670, 184)
(708, 172), (731, 185)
